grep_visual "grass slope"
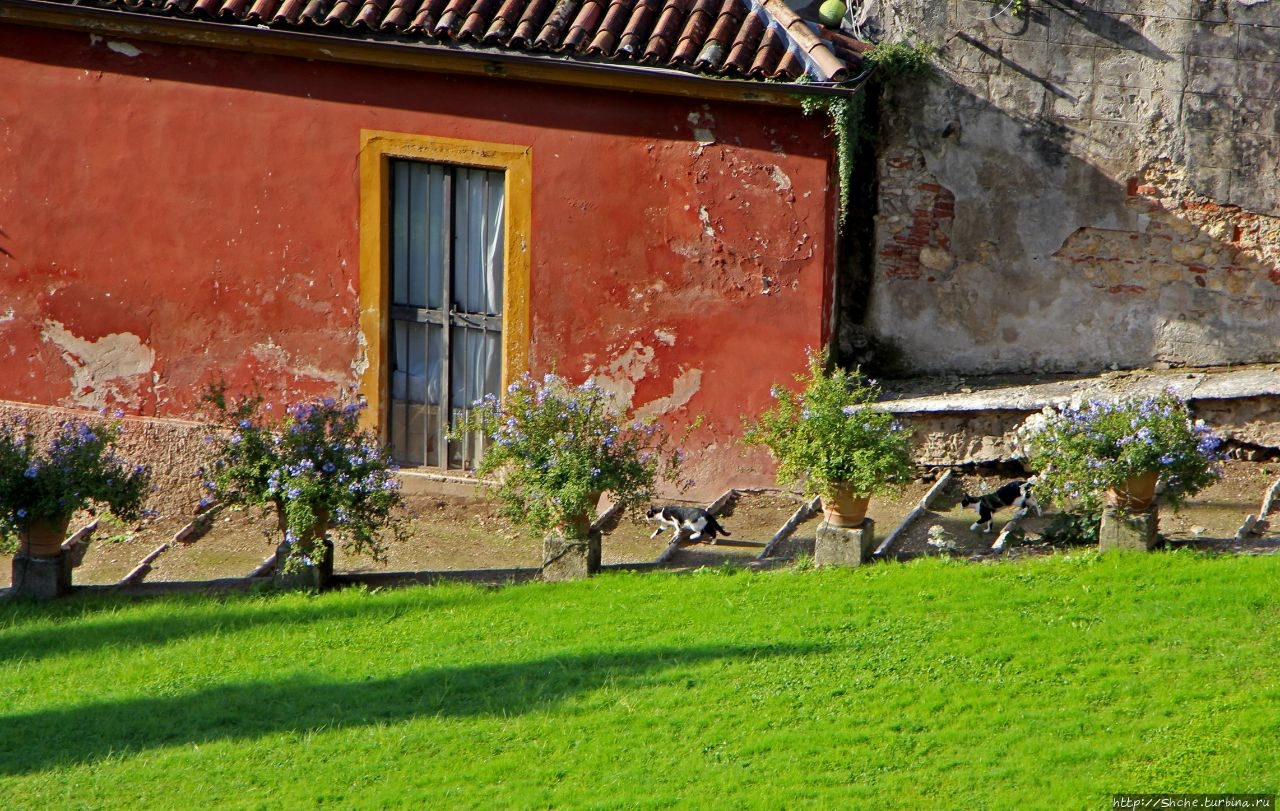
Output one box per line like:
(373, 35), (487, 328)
(1, 551), (1278, 809)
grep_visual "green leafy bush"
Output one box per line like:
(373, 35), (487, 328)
(864, 40), (936, 82)
(1041, 507), (1102, 547)
(742, 349), (915, 502)
(455, 374), (678, 535)
(201, 387), (404, 564)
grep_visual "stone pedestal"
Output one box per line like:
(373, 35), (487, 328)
(11, 552), (73, 599)
(273, 539), (335, 590)
(1099, 505), (1160, 552)
(541, 528), (602, 581)
(815, 518), (876, 567)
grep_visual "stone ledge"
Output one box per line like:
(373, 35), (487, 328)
(878, 364), (1280, 414)
(874, 364), (1280, 467)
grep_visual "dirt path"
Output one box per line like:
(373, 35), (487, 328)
(3, 462), (1278, 592)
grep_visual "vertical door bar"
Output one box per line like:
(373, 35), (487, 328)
(439, 170), (453, 469)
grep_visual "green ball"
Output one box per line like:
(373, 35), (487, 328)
(817, 0), (846, 27)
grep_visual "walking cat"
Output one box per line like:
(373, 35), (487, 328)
(646, 505), (731, 544)
(960, 480), (1041, 533)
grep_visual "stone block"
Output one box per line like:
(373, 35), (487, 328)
(1099, 505), (1160, 551)
(815, 519), (876, 567)
(10, 553), (73, 600)
(541, 529), (602, 581)
(273, 539), (334, 591)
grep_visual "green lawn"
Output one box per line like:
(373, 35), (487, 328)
(1, 551), (1277, 809)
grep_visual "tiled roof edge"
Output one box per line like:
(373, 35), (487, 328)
(755, 0), (845, 82)
(0, 0), (863, 101)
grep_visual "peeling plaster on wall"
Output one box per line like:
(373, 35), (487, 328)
(687, 108), (716, 146)
(768, 165), (793, 194)
(88, 35), (142, 57)
(698, 206), (716, 238)
(0, 308), (13, 322)
(42, 319), (154, 411)
(1050, 162), (1280, 364)
(593, 341), (656, 408)
(251, 338), (348, 385)
(107, 41), (142, 57)
(636, 368), (703, 420)
(351, 330), (369, 377)
(653, 328), (677, 346)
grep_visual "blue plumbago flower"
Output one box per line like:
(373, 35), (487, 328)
(1, 416), (151, 526)
(1024, 391), (1224, 510)
(201, 392), (403, 561)
(450, 370), (677, 534)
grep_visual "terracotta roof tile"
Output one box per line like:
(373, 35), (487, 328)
(273, 0), (307, 23)
(563, 0), (602, 50)
(641, 0), (684, 62)
(615, 0), (657, 56)
(746, 23), (783, 76)
(379, 0), (414, 28)
(323, 0), (359, 25)
(722, 7), (763, 73)
(357, 0), (390, 25)
(670, 0), (714, 63)
(245, 0), (280, 21)
(23, 0), (859, 83)
(508, 0), (553, 44)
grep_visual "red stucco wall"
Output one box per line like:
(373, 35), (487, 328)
(0, 24), (837, 497)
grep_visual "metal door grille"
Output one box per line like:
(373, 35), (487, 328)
(388, 160), (504, 470)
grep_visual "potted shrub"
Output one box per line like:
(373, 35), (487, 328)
(201, 387), (405, 589)
(1017, 391), (1225, 514)
(0, 414), (151, 598)
(742, 349), (915, 527)
(455, 373), (678, 580)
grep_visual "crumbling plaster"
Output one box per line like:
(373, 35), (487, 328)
(864, 0), (1280, 375)
(3, 25), (836, 502)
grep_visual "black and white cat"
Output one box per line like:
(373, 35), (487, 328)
(646, 505), (731, 544)
(961, 480), (1041, 533)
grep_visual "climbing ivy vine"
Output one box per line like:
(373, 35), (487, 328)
(801, 39), (936, 226)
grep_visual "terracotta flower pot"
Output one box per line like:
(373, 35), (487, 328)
(19, 516), (72, 559)
(1106, 470), (1160, 510)
(821, 485), (871, 528)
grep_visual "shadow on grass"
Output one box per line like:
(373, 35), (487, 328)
(0, 641), (819, 775)
(0, 587), (478, 665)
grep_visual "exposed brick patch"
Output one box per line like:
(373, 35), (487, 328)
(878, 166), (956, 282)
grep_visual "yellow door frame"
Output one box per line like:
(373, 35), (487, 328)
(357, 129), (532, 440)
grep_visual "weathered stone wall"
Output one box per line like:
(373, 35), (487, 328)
(0, 401), (212, 521)
(864, 0), (1280, 375)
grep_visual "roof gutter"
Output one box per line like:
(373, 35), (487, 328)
(0, 0), (864, 106)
